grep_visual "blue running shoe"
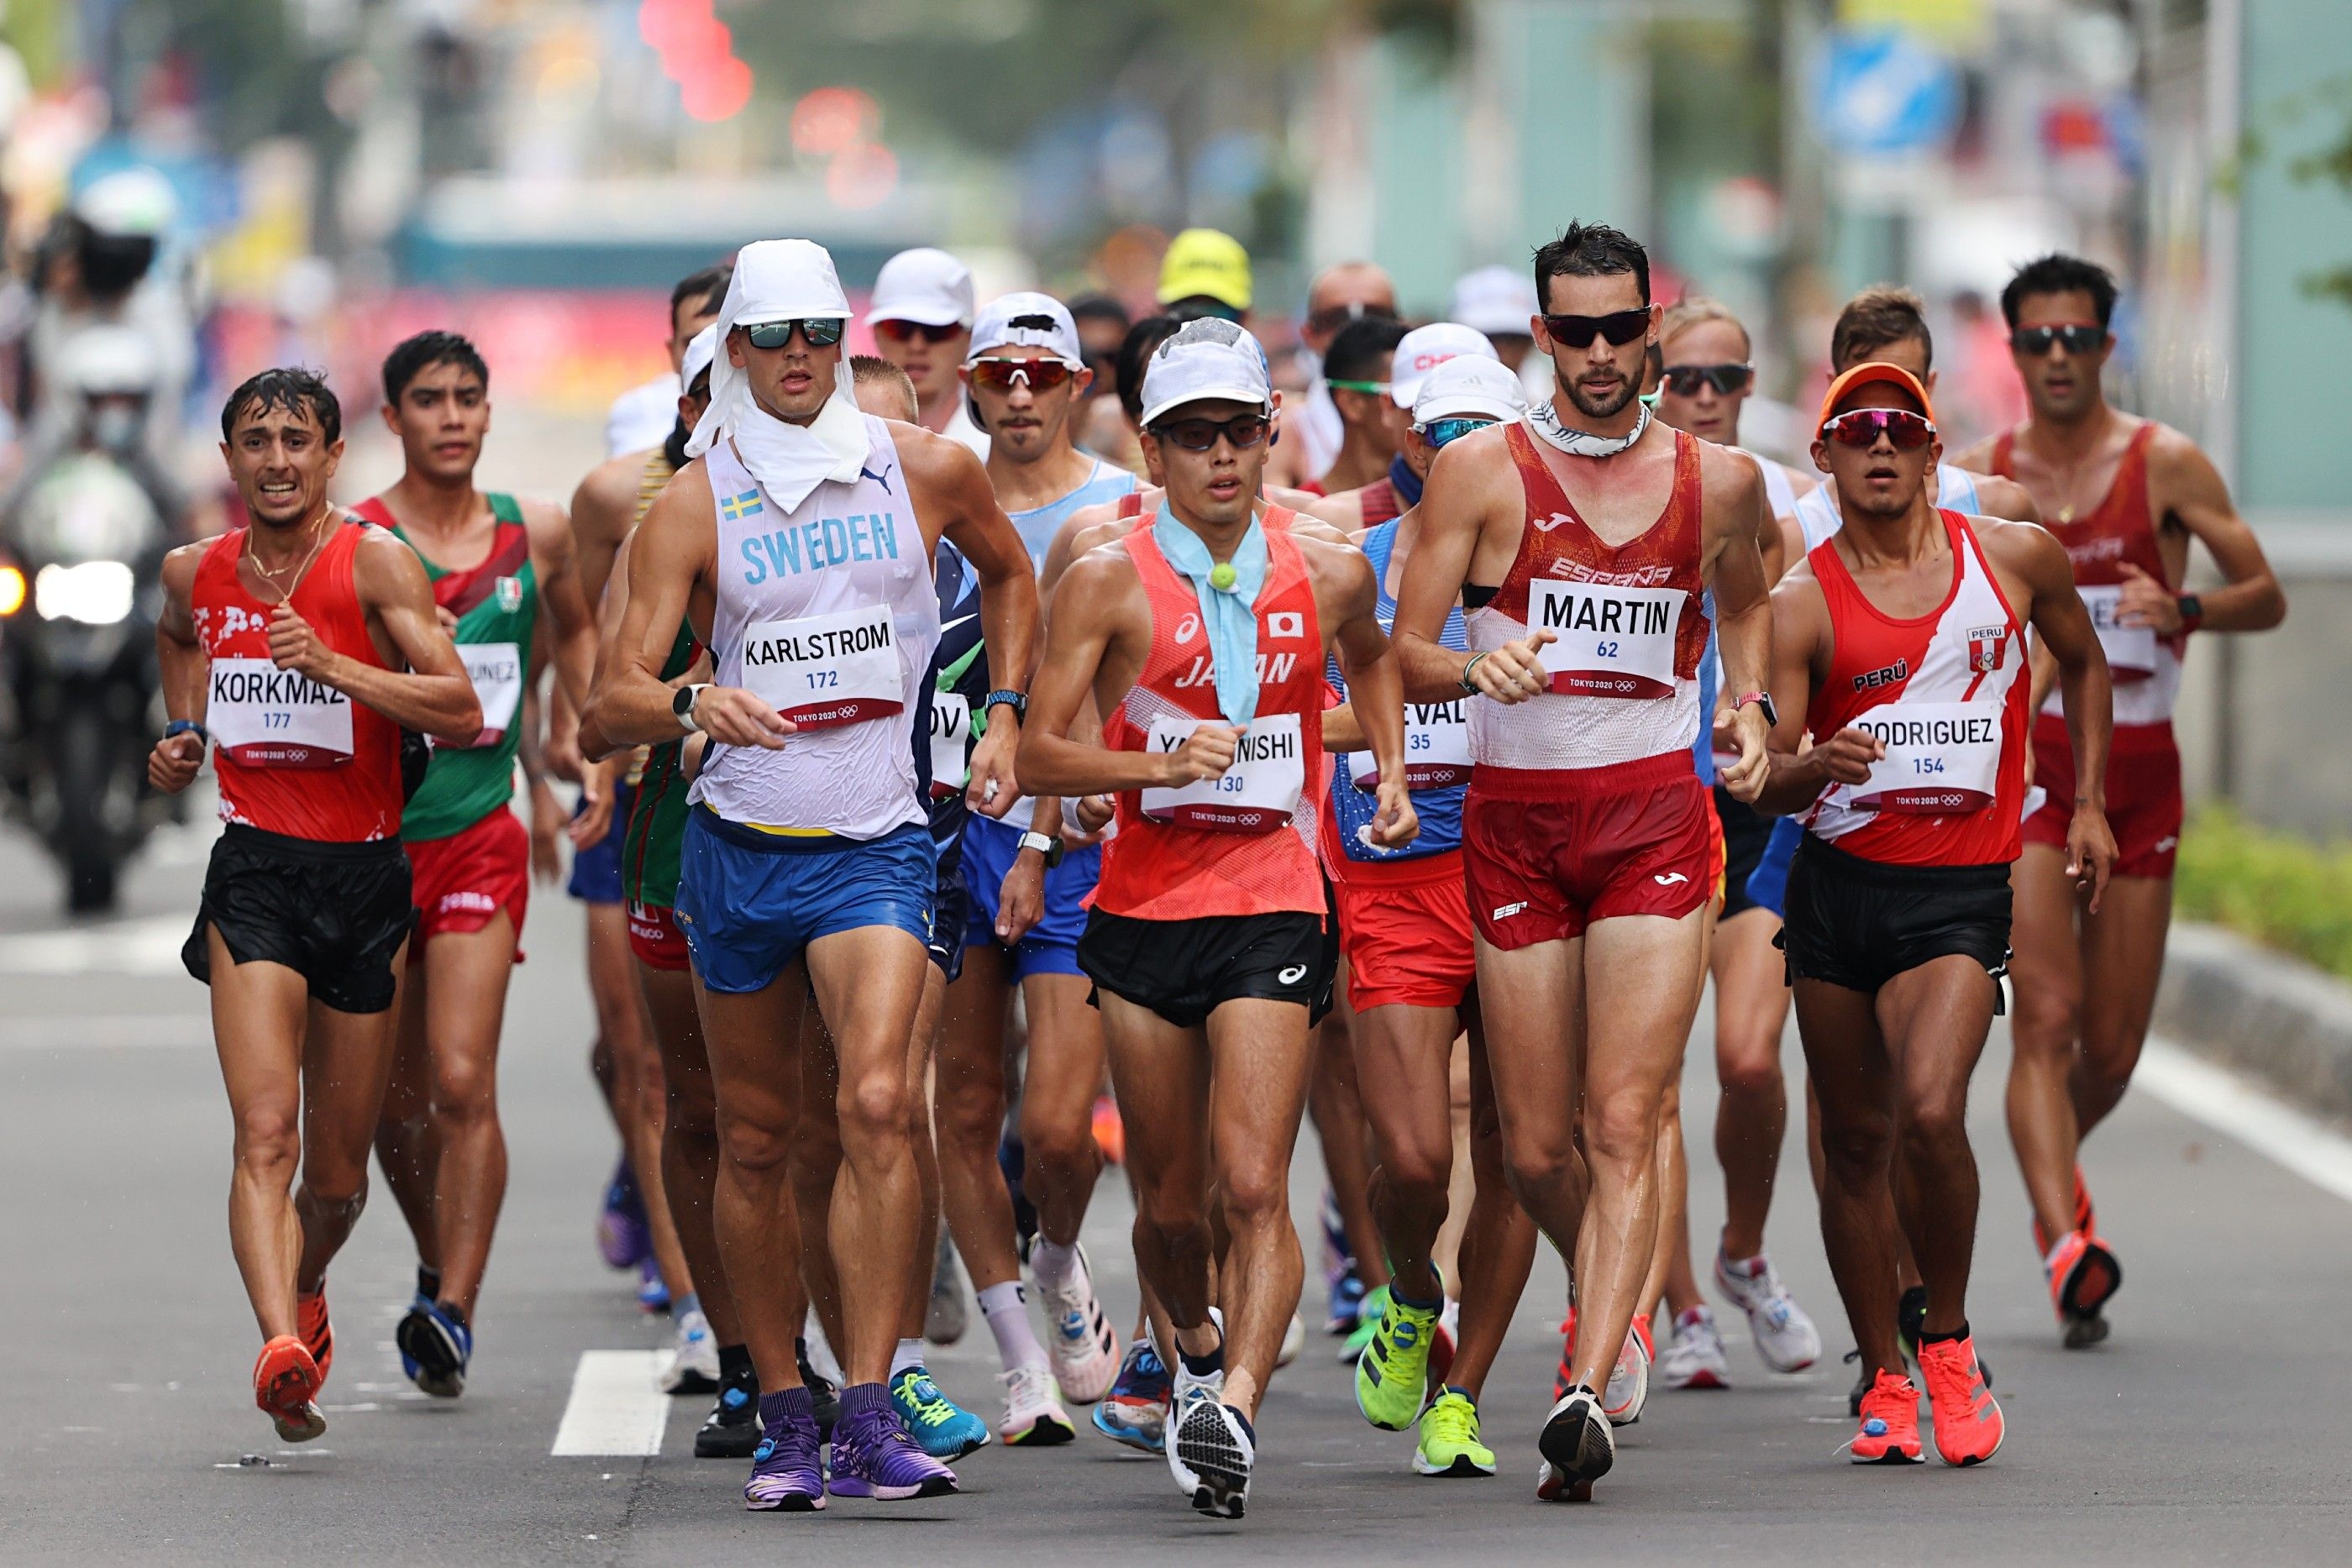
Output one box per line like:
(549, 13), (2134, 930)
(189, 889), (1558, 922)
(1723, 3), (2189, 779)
(637, 1256), (670, 1315)
(396, 1300), (471, 1398)
(599, 1157), (648, 1270)
(396, 1288), (432, 1382)
(743, 1388), (826, 1511)
(890, 1366), (990, 1460)
(829, 1388), (958, 1500)
(1326, 1270), (1368, 1337)
(1091, 1338), (1172, 1453)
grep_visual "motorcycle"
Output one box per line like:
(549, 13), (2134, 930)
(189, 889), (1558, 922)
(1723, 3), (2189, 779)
(0, 451), (171, 911)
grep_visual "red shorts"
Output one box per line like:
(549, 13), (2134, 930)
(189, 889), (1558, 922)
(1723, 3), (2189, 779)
(1462, 753), (1713, 949)
(627, 899), (691, 972)
(2023, 714), (2183, 878)
(406, 805), (529, 957)
(1336, 852), (1478, 1013)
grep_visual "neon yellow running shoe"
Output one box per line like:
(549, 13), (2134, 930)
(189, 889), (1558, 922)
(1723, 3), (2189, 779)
(1352, 1285), (1439, 1430)
(1340, 1283), (1392, 1363)
(1413, 1388), (1495, 1477)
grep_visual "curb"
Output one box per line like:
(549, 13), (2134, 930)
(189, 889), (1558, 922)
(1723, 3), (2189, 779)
(2154, 921), (2352, 1127)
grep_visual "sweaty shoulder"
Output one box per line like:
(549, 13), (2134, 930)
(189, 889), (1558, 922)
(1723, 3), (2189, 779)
(1294, 531), (1378, 622)
(1285, 512), (1358, 548)
(1969, 511), (2069, 589)
(1968, 472), (2040, 525)
(2139, 418), (2216, 492)
(1057, 535), (1144, 613)
(519, 496), (573, 558)
(1421, 422), (1519, 506)
(351, 522), (433, 603)
(1696, 436), (1764, 516)
(570, 450), (649, 541)
(1946, 433), (2001, 473)
(890, 419), (984, 494)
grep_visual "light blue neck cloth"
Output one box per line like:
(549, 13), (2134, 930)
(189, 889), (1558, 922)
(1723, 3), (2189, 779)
(1152, 506), (1268, 727)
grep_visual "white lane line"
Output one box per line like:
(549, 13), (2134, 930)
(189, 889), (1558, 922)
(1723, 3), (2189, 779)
(0, 1015), (210, 1051)
(551, 1350), (670, 1456)
(2136, 1038), (2352, 1205)
(0, 915), (191, 977)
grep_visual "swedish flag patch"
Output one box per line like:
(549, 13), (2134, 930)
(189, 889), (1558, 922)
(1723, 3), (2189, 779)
(720, 489), (765, 522)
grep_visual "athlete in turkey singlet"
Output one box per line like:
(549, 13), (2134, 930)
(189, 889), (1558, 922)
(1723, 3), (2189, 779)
(1017, 317), (1411, 1518)
(589, 239), (1037, 1511)
(1949, 254), (2285, 1350)
(150, 369), (478, 1448)
(1391, 227), (1774, 1505)
(1753, 358), (2113, 1471)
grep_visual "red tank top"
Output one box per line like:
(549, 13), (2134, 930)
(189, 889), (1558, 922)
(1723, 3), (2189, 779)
(192, 521), (405, 842)
(1357, 477), (1401, 527)
(1801, 511), (2029, 866)
(1093, 512), (1328, 920)
(1116, 490), (1144, 520)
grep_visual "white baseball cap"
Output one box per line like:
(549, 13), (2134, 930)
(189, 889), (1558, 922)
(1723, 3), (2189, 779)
(73, 166), (176, 239)
(868, 247), (975, 328)
(1389, 322), (1499, 408)
(1448, 265), (1540, 339)
(726, 238), (852, 328)
(966, 291), (1083, 365)
(680, 323), (719, 393)
(1412, 354), (1526, 427)
(1137, 317), (1273, 427)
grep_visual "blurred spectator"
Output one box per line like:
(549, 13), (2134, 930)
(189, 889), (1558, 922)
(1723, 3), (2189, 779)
(1156, 228), (1252, 323)
(869, 246), (986, 456)
(1277, 260), (1398, 486)
(1945, 289), (2029, 452)
(1315, 315), (1410, 495)
(1450, 264), (1541, 375)
(1067, 291), (1131, 405)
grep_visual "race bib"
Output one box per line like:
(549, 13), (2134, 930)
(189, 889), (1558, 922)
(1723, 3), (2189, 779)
(928, 690), (972, 799)
(1848, 700), (2004, 814)
(459, 641), (523, 748)
(205, 656), (354, 768)
(1141, 712), (1305, 833)
(1349, 699), (1471, 791)
(739, 604), (902, 729)
(2077, 585), (2156, 683)
(1528, 579), (1685, 698)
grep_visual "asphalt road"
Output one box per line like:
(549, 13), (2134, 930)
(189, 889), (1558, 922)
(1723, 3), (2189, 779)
(3, 810), (2347, 1566)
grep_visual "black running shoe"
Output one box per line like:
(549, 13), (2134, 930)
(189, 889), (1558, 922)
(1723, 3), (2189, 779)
(696, 1379), (761, 1459)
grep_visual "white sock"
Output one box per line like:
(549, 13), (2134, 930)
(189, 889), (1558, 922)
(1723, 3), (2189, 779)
(979, 1280), (1047, 1372)
(1031, 1239), (1079, 1291)
(890, 1337), (927, 1377)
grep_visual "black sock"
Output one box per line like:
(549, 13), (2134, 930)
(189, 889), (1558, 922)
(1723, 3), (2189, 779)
(1919, 1319), (1970, 1346)
(436, 1300), (470, 1333)
(717, 1342), (755, 1389)
(417, 1265), (443, 1303)
(1178, 1335), (1224, 1379)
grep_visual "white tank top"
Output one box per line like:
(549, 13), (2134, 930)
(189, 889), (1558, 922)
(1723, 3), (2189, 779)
(691, 417), (941, 839)
(1731, 446), (1798, 520)
(1795, 464), (1983, 552)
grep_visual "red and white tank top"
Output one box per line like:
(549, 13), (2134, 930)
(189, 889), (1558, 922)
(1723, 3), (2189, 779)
(1093, 513), (1328, 920)
(1467, 425), (1709, 772)
(192, 520), (405, 842)
(1802, 511), (2029, 867)
(1993, 421), (2177, 730)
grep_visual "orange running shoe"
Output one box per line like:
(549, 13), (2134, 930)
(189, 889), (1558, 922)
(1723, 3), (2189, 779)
(1850, 1370), (1924, 1464)
(2031, 1163), (2099, 1255)
(253, 1335), (327, 1444)
(1917, 1335), (2003, 1466)
(1089, 1095), (1125, 1167)
(297, 1282), (333, 1382)
(2045, 1230), (2122, 1347)
(1552, 1308), (1576, 1401)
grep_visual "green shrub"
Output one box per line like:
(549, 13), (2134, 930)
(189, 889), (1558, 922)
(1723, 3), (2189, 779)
(2174, 805), (2352, 980)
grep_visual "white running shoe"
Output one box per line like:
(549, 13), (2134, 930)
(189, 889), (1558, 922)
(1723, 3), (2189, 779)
(1714, 1248), (1823, 1373)
(997, 1361), (1077, 1446)
(1164, 1345), (1224, 1502)
(1657, 1305), (1732, 1390)
(1601, 1316), (1650, 1426)
(1535, 1384), (1614, 1502)
(1032, 1243), (1121, 1405)
(1276, 1312), (1305, 1370)
(660, 1307), (720, 1394)
(1171, 1387), (1254, 1518)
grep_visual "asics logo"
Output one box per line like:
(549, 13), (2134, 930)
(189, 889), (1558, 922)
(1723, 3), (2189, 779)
(1278, 964), (1309, 984)
(1653, 873), (1688, 886)
(1175, 613), (1201, 645)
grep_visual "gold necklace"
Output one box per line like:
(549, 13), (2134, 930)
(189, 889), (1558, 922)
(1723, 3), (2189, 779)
(244, 503), (335, 606)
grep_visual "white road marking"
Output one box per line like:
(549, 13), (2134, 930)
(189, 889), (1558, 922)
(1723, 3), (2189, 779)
(550, 1350), (670, 1456)
(2136, 1038), (2352, 1205)
(0, 1015), (209, 1051)
(0, 915), (190, 977)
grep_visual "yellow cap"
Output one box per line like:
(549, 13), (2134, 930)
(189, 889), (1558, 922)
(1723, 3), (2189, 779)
(1157, 228), (1252, 312)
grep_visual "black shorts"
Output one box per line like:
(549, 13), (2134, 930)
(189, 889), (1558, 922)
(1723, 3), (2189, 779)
(183, 825), (414, 1015)
(1778, 834), (2010, 1005)
(1714, 785), (1777, 920)
(1079, 909), (1326, 1029)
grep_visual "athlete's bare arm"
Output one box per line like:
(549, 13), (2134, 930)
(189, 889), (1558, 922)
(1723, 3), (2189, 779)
(305, 527), (480, 744)
(1698, 444), (1774, 800)
(1304, 489), (1366, 530)
(525, 498), (599, 716)
(896, 424), (1040, 821)
(147, 540), (213, 793)
(1039, 498), (1124, 611)
(2133, 429), (2287, 633)
(1303, 537), (1416, 849)
(569, 447), (655, 609)
(1751, 563), (1876, 816)
(1970, 473), (2041, 525)
(1392, 426), (1555, 705)
(589, 460), (762, 749)
(1982, 517), (2117, 905)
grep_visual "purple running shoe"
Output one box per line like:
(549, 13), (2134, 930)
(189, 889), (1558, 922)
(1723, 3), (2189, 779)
(827, 1383), (958, 1500)
(743, 1388), (825, 1512)
(598, 1158), (648, 1270)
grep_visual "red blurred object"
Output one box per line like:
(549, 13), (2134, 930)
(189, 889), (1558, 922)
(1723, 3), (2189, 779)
(2041, 101), (2108, 155)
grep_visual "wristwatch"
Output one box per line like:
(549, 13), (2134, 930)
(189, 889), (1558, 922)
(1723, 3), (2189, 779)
(164, 719), (208, 745)
(984, 689), (1028, 721)
(2176, 593), (2203, 633)
(1735, 690), (1780, 728)
(673, 684), (711, 733)
(1018, 829), (1066, 869)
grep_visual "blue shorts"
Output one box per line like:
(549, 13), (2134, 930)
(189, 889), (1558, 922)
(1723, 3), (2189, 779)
(959, 814), (1099, 983)
(674, 808), (934, 995)
(566, 780), (635, 905)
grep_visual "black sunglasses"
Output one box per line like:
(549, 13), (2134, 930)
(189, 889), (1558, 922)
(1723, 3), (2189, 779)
(743, 318), (846, 351)
(2010, 323), (2105, 356)
(1540, 308), (1651, 349)
(1660, 362), (1754, 397)
(1150, 413), (1271, 452)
